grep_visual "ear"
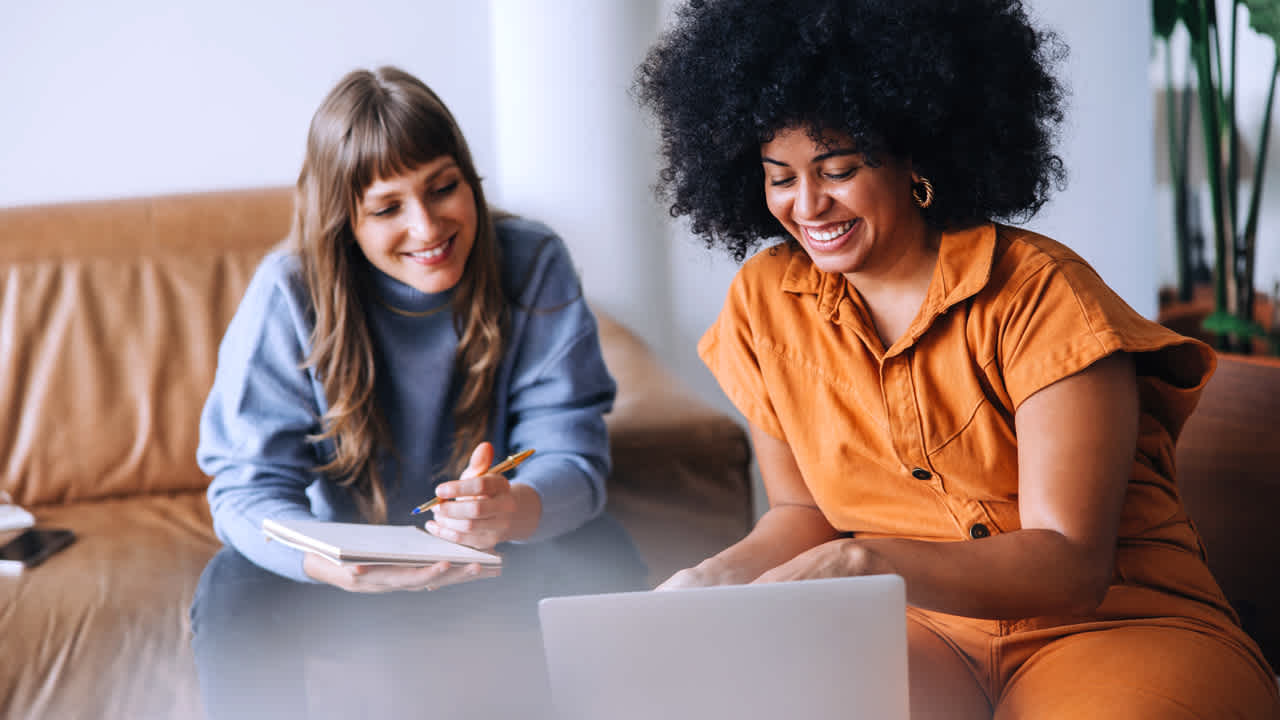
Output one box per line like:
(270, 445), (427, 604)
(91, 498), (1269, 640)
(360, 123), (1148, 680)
(906, 157), (921, 185)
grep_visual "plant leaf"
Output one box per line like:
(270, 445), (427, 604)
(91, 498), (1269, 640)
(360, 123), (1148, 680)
(1182, 0), (1207, 45)
(1155, 0), (1180, 37)
(1244, 0), (1280, 44)
(1202, 310), (1268, 337)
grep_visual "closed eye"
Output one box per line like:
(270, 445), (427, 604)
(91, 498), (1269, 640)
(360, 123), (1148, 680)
(824, 168), (857, 180)
(768, 176), (796, 188)
(372, 203), (400, 217)
(431, 180), (459, 197)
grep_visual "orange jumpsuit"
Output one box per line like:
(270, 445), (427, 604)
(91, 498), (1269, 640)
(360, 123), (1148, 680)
(699, 223), (1280, 718)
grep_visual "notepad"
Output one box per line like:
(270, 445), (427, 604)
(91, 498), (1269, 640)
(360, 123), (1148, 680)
(0, 497), (35, 533)
(262, 517), (502, 567)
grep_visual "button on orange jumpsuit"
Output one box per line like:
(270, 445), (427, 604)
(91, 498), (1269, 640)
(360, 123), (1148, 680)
(699, 223), (1280, 717)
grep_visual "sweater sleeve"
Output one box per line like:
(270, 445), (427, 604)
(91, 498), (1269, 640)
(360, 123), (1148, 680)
(197, 252), (325, 582)
(500, 228), (617, 542)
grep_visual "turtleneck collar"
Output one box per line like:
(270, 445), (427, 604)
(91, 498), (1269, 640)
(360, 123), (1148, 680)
(361, 259), (454, 316)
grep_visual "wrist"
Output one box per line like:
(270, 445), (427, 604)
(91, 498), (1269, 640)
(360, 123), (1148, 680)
(841, 539), (887, 577)
(508, 482), (543, 541)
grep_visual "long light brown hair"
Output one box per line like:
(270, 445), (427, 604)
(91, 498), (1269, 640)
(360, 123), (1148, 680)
(290, 66), (507, 523)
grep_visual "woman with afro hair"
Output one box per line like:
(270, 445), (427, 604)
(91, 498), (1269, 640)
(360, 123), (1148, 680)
(637, 1), (1280, 717)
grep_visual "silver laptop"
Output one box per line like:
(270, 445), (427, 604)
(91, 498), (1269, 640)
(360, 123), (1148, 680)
(538, 574), (909, 720)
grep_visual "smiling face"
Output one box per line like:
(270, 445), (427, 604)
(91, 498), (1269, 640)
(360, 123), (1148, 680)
(351, 155), (477, 295)
(761, 127), (926, 279)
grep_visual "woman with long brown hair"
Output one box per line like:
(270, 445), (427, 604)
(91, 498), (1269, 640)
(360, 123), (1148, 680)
(191, 66), (642, 719)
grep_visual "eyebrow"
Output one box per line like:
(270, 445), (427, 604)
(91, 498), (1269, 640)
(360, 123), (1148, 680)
(363, 161), (459, 204)
(761, 148), (860, 167)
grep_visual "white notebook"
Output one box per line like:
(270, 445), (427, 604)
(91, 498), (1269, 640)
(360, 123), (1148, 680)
(0, 492), (35, 533)
(262, 517), (502, 567)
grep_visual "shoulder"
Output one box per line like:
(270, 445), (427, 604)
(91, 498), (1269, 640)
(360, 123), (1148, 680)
(246, 248), (308, 306)
(227, 248), (313, 342)
(495, 216), (580, 306)
(701, 240), (810, 354)
(496, 216), (563, 266)
(739, 240), (799, 282)
(726, 240), (803, 307)
(978, 225), (1213, 411)
(982, 225), (1124, 316)
(991, 225), (1091, 279)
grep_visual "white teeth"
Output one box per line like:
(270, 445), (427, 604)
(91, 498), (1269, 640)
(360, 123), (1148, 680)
(407, 239), (450, 259)
(806, 220), (855, 242)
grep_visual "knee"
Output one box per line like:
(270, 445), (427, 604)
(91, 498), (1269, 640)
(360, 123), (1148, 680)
(190, 545), (291, 637)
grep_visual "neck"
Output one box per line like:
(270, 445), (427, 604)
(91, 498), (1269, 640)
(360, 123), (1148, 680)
(844, 223), (941, 350)
(843, 222), (940, 300)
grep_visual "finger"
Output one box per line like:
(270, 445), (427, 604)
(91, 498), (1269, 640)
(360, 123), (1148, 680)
(751, 568), (782, 584)
(425, 519), (502, 551)
(440, 473), (511, 501)
(430, 562), (501, 589)
(428, 515), (479, 534)
(656, 570), (693, 591)
(432, 494), (513, 521)
(351, 562), (452, 593)
(460, 442), (494, 480)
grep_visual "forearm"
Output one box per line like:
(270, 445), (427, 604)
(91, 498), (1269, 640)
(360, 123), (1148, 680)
(848, 528), (1113, 619)
(212, 498), (316, 583)
(702, 505), (843, 583)
(507, 457), (599, 543)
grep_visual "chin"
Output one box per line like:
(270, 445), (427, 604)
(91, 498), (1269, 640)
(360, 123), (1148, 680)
(802, 249), (865, 277)
(415, 276), (463, 294)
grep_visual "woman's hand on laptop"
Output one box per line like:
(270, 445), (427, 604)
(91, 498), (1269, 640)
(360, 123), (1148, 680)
(656, 556), (754, 590)
(753, 538), (881, 584)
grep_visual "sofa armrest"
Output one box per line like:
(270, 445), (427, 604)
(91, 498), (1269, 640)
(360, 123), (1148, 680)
(594, 310), (753, 587)
(1176, 353), (1280, 674)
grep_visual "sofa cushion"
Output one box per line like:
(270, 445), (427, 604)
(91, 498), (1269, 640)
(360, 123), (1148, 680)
(0, 492), (219, 720)
(0, 189), (292, 506)
(595, 312), (753, 584)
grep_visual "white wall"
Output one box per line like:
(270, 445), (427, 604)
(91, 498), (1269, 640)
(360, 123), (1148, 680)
(1024, 0), (1157, 318)
(489, 0), (675, 361)
(0, 0), (495, 206)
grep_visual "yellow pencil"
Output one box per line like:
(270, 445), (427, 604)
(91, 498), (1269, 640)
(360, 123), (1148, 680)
(409, 448), (536, 515)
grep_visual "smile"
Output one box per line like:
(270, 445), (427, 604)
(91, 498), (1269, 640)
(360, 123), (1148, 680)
(404, 236), (454, 263)
(802, 219), (857, 244)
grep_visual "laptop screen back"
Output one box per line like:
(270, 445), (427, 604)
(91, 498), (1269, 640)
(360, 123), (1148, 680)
(538, 574), (909, 720)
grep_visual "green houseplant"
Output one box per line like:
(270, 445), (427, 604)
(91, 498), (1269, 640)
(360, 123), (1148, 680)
(1153, 0), (1279, 352)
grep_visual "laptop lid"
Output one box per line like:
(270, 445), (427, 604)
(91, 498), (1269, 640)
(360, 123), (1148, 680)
(538, 574), (909, 720)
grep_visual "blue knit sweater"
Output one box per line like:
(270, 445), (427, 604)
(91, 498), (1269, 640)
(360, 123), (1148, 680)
(197, 218), (616, 582)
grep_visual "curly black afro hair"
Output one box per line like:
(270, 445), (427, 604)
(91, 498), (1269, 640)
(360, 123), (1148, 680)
(636, 0), (1068, 261)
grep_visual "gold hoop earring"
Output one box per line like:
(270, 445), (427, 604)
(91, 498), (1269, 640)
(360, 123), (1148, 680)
(911, 177), (934, 209)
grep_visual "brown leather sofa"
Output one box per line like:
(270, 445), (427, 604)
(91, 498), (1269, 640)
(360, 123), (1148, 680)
(0, 188), (754, 720)
(1174, 354), (1280, 678)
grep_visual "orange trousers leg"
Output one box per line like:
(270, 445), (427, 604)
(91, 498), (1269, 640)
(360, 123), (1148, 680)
(906, 610), (1280, 720)
(994, 624), (1280, 720)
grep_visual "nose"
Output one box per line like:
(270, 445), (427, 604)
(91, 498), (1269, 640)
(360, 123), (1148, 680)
(402, 198), (433, 239)
(793, 176), (829, 220)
